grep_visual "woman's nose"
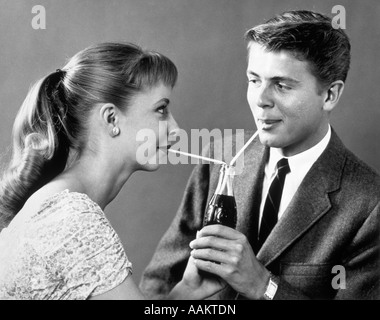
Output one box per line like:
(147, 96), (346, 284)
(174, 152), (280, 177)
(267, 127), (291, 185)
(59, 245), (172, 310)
(168, 116), (180, 138)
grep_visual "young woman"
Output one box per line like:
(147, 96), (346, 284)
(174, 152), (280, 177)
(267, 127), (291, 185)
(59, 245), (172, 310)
(0, 42), (224, 299)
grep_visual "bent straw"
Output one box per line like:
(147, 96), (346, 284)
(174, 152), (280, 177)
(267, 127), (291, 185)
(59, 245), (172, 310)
(168, 149), (226, 165)
(229, 128), (260, 167)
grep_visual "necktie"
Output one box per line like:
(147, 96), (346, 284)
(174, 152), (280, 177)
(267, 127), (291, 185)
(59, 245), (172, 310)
(257, 158), (290, 250)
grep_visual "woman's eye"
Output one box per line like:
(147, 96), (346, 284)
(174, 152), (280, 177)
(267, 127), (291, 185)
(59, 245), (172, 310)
(157, 106), (168, 114)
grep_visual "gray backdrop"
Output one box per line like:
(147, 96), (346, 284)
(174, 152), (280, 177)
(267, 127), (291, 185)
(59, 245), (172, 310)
(0, 0), (379, 283)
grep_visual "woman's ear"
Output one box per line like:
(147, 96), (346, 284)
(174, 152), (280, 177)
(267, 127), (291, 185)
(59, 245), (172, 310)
(99, 103), (120, 137)
(323, 80), (345, 112)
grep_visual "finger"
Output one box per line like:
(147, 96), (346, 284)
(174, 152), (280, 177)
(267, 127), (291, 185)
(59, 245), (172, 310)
(192, 257), (226, 278)
(191, 248), (231, 265)
(199, 224), (241, 240)
(190, 235), (233, 252)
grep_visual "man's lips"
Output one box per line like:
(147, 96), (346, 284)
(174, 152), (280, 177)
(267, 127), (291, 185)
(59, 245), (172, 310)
(258, 119), (282, 130)
(259, 119), (281, 124)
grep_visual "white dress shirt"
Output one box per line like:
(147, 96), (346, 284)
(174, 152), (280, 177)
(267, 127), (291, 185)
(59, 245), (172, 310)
(258, 125), (332, 230)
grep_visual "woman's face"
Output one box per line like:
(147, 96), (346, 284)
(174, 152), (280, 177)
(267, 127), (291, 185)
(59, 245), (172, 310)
(118, 82), (179, 171)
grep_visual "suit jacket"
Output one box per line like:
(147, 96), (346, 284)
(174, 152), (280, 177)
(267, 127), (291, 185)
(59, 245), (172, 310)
(140, 129), (380, 299)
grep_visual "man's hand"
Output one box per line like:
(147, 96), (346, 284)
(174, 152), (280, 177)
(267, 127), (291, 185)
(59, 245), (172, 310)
(189, 224), (270, 299)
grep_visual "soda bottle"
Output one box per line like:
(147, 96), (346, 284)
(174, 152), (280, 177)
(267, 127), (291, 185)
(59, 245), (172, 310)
(203, 164), (237, 229)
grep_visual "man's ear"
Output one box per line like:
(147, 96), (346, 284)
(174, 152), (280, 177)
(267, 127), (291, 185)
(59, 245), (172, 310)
(323, 80), (345, 112)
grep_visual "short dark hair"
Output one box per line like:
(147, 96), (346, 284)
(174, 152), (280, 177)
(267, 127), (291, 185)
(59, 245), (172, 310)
(245, 10), (351, 89)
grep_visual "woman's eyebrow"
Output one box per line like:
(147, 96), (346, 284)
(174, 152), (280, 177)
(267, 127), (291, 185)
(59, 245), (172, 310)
(155, 98), (170, 105)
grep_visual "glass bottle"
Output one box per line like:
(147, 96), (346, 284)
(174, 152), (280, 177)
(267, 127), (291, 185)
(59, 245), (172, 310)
(203, 164), (237, 229)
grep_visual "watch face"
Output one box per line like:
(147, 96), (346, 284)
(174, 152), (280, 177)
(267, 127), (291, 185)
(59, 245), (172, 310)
(264, 278), (278, 300)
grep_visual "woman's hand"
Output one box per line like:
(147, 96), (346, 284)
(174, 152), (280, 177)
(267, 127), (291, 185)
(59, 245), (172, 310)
(168, 235), (226, 300)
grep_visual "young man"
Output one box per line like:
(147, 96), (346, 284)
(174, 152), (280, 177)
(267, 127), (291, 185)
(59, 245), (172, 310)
(140, 10), (380, 300)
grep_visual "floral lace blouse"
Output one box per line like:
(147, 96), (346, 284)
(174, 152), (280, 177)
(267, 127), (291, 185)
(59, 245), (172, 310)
(0, 190), (132, 300)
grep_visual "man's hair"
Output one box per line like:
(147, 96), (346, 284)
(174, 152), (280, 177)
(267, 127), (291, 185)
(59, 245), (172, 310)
(245, 10), (351, 89)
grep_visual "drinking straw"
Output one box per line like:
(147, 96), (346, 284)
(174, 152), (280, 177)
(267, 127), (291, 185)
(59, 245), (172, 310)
(168, 127), (261, 167)
(229, 128), (260, 166)
(168, 149), (226, 165)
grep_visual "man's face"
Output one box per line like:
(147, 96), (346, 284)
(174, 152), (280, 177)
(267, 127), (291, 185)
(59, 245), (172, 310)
(246, 43), (330, 157)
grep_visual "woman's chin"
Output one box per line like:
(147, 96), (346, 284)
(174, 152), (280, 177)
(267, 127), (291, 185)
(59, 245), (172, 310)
(137, 160), (161, 172)
(144, 163), (160, 172)
(135, 151), (169, 172)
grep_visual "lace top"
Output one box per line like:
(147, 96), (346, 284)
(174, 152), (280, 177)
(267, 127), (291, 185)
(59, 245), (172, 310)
(0, 190), (132, 300)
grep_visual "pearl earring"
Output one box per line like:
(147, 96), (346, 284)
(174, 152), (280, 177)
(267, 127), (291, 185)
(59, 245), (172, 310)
(112, 126), (120, 136)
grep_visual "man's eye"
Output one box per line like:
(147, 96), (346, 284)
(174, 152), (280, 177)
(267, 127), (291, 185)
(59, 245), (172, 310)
(276, 83), (291, 90)
(248, 79), (260, 86)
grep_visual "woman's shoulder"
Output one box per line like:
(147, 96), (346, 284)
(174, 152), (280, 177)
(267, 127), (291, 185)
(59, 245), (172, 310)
(27, 189), (103, 224)
(38, 189), (104, 220)
(34, 189), (115, 243)
(0, 189), (131, 300)
(31, 189), (130, 273)
(41, 187), (98, 207)
(15, 189), (117, 258)
(17, 185), (105, 225)
(37, 190), (132, 299)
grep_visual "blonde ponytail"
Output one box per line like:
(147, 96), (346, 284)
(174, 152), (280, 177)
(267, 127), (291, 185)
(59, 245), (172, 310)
(0, 71), (70, 229)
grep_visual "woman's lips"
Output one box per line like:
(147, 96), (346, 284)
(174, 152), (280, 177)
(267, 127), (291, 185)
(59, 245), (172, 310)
(157, 145), (171, 151)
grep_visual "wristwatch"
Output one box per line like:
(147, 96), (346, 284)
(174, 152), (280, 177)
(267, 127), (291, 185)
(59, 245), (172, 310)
(263, 275), (278, 300)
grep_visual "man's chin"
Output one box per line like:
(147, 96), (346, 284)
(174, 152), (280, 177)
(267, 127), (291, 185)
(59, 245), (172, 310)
(258, 133), (284, 149)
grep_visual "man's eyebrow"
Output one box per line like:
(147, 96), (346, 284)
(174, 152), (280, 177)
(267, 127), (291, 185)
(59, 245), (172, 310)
(246, 70), (259, 77)
(246, 70), (300, 84)
(271, 76), (301, 84)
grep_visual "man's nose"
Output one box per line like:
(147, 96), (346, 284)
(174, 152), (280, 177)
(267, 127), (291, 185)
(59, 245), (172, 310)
(256, 85), (274, 109)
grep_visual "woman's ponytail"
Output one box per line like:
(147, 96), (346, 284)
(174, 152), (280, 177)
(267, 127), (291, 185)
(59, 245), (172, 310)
(0, 70), (70, 229)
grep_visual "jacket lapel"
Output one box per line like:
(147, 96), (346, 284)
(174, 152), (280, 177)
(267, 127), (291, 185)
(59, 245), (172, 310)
(257, 130), (347, 266)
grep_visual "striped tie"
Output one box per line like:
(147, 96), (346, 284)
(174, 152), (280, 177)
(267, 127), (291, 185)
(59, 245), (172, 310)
(257, 158), (290, 250)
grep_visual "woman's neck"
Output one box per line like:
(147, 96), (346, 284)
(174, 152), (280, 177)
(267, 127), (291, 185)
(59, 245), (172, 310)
(53, 154), (134, 210)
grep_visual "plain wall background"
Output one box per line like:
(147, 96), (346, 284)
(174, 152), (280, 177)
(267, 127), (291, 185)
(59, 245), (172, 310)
(0, 0), (379, 283)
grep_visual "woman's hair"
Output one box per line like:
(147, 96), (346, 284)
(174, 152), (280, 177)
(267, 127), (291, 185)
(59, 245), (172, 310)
(244, 10), (351, 90)
(0, 42), (178, 229)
